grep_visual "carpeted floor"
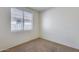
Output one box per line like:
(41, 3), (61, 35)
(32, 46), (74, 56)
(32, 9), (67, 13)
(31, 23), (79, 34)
(3, 38), (79, 52)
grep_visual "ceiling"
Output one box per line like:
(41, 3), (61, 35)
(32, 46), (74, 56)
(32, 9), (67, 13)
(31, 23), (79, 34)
(30, 7), (51, 12)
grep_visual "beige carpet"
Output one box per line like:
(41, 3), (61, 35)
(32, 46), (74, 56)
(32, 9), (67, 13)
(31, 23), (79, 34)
(3, 38), (79, 52)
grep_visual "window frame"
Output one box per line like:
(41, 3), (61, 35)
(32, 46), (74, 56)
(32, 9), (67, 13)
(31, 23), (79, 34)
(11, 8), (33, 32)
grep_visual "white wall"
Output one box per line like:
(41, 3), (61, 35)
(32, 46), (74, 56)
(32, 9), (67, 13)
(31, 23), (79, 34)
(0, 7), (40, 51)
(41, 7), (79, 49)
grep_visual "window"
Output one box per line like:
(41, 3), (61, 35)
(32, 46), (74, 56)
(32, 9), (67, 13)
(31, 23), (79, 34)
(24, 11), (33, 30)
(11, 8), (33, 32)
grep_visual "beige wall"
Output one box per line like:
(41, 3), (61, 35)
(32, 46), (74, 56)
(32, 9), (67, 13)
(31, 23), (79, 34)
(0, 7), (40, 51)
(40, 7), (79, 49)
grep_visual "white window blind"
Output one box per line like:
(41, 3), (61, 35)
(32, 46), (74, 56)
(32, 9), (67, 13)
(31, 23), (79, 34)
(24, 11), (33, 30)
(11, 8), (33, 32)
